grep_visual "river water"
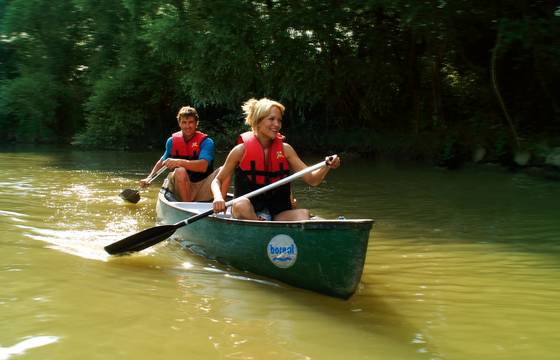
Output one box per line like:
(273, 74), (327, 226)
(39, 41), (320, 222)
(1, 146), (559, 360)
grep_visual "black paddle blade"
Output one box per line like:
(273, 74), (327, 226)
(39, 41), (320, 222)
(104, 224), (180, 255)
(119, 188), (140, 203)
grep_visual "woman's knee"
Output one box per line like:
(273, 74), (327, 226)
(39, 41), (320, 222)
(232, 198), (254, 219)
(292, 208), (310, 220)
(299, 209), (310, 219)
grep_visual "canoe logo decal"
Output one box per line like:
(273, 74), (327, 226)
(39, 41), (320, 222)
(267, 234), (297, 268)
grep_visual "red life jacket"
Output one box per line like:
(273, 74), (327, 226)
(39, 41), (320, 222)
(234, 131), (292, 215)
(171, 130), (213, 183)
(236, 131), (290, 185)
(171, 131), (207, 159)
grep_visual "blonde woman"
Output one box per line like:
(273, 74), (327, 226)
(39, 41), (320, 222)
(211, 98), (340, 221)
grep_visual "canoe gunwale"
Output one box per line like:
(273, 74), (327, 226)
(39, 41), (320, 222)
(158, 189), (374, 229)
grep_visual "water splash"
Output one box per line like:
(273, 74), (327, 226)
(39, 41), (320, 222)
(18, 225), (120, 261)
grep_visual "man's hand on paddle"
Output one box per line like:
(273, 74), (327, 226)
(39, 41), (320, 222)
(139, 177), (151, 188)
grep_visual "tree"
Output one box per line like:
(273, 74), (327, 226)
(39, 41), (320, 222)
(0, 0), (87, 142)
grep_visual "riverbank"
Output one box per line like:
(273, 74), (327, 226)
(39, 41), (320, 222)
(285, 129), (560, 180)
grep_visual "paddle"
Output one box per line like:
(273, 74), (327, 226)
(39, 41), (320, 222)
(119, 166), (168, 203)
(105, 158), (331, 255)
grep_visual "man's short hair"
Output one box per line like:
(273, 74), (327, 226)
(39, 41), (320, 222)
(176, 106), (199, 122)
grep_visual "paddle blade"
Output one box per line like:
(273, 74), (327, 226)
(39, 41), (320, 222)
(104, 224), (179, 255)
(119, 188), (141, 203)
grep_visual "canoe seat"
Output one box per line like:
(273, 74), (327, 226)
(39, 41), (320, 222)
(174, 202), (232, 218)
(162, 187), (179, 202)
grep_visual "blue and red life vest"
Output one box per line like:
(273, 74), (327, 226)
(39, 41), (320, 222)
(171, 130), (213, 183)
(234, 131), (292, 215)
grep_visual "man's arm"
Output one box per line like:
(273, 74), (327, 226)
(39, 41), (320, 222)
(139, 137), (172, 187)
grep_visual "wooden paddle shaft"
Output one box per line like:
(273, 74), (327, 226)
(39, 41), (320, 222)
(146, 166), (168, 184)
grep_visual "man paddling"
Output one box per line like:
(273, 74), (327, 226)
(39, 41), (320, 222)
(140, 106), (228, 202)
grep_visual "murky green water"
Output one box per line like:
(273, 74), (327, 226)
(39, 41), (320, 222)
(1, 146), (559, 359)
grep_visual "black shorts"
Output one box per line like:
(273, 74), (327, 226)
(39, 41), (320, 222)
(248, 184), (292, 217)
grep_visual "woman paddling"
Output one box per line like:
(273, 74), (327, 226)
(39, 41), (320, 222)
(211, 97), (340, 221)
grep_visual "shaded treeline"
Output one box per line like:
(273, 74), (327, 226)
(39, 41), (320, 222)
(1, 0), (559, 165)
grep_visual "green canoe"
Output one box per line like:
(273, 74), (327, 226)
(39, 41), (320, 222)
(156, 189), (374, 299)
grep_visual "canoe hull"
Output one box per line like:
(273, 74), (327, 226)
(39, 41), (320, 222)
(156, 191), (373, 298)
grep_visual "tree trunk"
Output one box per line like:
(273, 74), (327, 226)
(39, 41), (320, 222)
(491, 23), (520, 150)
(431, 46), (445, 128)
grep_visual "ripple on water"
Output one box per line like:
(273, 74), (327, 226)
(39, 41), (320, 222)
(0, 210), (29, 225)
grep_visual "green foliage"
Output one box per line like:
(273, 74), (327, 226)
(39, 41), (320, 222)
(1, 0), (88, 142)
(140, 3), (186, 64)
(75, 67), (149, 149)
(0, 73), (59, 142)
(0, 0), (558, 165)
(205, 112), (247, 152)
